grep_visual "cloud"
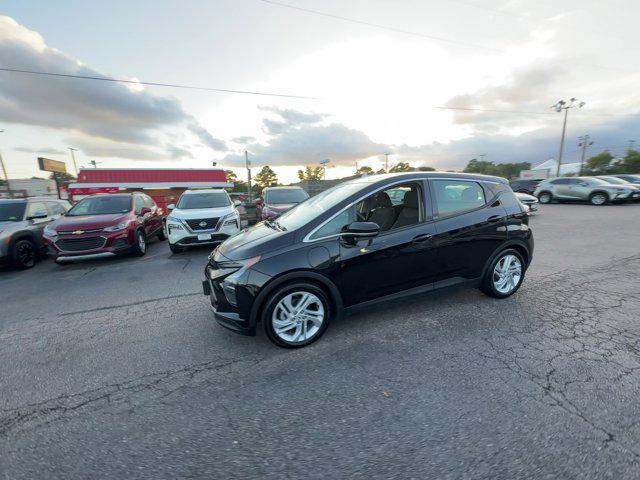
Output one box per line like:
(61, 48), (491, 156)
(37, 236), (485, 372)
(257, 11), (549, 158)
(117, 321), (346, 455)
(258, 105), (329, 135)
(14, 147), (66, 155)
(167, 145), (194, 159)
(187, 123), (227, 151)
(232, 136), (256, 144)
(222, 122), (388, 167)
(0, 15), (224, 160)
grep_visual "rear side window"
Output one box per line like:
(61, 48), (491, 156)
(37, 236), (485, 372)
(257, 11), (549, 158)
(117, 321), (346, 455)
(550, 178), (570, 185)
(432, 180), (485, 217)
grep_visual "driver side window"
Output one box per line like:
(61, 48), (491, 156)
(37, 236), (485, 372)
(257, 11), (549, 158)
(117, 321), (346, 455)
(134, 196), (145, 214)
(309, 182), (424, 240)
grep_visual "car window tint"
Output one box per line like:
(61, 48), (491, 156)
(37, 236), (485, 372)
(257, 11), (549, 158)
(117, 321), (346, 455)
(134, 196), (145, 213)
(432, 180), (485, 217)
(309, 182), (423, 240)
(551, 178), (570, 185)
(26, 201), (49, 218)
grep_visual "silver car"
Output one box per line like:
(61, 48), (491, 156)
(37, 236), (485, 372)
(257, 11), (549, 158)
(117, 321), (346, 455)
(0, 197), (71, 269)
(534, 177), (640, 205)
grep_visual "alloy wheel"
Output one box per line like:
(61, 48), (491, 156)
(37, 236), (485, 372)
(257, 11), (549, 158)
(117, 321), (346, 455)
(17, 241), (36, 268)
(272, 291), (325, 344)
(138, 233), (146, 253)
(591, 193), (607, 205)
(538, 193), (551, 204)
(492, 254), (522, 295)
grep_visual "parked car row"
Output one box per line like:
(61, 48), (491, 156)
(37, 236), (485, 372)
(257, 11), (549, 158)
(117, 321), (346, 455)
(533, 176), (640, 205)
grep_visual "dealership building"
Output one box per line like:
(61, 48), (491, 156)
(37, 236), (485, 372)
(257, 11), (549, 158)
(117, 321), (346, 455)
(68, 168), (233, 210)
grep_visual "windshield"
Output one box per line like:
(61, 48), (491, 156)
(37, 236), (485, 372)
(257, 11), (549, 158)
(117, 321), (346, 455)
(0, 202), (26, 222)
(276, 182), (367, 231)
(67, 196), (132, 216)
(265, 189), (309, 205)
(177, 191), (230, 209)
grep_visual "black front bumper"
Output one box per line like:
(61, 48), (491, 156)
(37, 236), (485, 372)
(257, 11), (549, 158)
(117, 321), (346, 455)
(202, 268), (256, 336)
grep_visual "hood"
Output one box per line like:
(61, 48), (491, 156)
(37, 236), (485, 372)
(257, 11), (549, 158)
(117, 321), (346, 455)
(514, 192), (537, 201)
(51, 213), (130, 232)
(170, 205), (234, 220)
(216, 222), (294, 261)
(264, 203), (298, 212)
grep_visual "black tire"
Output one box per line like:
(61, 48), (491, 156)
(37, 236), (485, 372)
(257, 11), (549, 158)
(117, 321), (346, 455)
(537, 191), (552, 204)
(10, 238), (37, 269)
(589, 191), (608, 206)
(169, 243), (184, 254)
(262, 282), (332, 348)
(480, 248), (526, 299)
(157, 222), (167, 241)
(130, 229), (147, 256)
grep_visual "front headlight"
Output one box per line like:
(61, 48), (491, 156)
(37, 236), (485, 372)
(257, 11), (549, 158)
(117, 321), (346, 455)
(166, 216), (184, 231)
(103, 222), (127, 232)
(44, 225), (57, 237)
(221, 212), (240, 228)
(219, 255), (261, 306)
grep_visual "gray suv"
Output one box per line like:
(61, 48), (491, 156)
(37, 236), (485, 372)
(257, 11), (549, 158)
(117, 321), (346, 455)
(0, 197), (71, 269)
(534, 177), (640, 205)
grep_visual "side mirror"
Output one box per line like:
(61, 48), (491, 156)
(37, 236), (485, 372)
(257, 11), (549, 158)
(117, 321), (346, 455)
(233, 200), (242, 207)
(140, 207), (152, 215)
(29, 211), (48, 220)
(340, 221), (380, 243)
(167, 204), (175, 210)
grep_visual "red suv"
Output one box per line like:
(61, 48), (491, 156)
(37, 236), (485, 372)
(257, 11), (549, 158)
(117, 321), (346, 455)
(43, 193), (166, 263)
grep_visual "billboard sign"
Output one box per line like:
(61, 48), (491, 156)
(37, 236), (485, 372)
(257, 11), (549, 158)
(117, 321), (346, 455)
(37, 157), (67, 174)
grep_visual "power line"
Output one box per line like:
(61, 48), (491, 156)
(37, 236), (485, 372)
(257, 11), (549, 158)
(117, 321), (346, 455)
(256, 0), (500, 52)
(0, 67), (319, 100)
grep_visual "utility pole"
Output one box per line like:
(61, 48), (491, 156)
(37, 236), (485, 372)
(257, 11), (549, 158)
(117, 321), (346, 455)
(552, 98), (585, 177)
(68, 147), (79, 175)
(578, 135), (593, 175)
(0, 129), (13, 199)
(244, 150), (252, 202)
(384, 152), (390, 173)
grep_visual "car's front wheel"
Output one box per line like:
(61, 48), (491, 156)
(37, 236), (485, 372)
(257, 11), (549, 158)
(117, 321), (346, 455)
(537, 191), (552, 204)
(589, 191), (608, 205)
(169, 243), (184, 254)
(10, 239), (37, 269)
(131, 229), (147, 256)
(481, 249), (525, 298)
(263, 283), (331, 348)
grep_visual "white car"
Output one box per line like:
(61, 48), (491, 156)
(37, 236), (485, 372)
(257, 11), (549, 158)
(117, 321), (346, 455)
(165, 189), (241, 253)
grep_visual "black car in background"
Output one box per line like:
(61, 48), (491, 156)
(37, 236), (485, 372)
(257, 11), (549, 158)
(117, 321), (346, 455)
(509, 178), (543, 194)
(203, 172), (534, 348)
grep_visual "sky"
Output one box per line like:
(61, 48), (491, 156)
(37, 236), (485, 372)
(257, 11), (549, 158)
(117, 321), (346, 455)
(1, 0), (640, 184)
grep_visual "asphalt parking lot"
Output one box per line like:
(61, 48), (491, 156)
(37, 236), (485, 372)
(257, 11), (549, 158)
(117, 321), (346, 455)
(1, 203), (640, 479)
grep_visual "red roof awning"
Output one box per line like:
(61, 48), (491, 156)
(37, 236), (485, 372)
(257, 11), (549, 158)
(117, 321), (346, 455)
(69, 168), (232, 190)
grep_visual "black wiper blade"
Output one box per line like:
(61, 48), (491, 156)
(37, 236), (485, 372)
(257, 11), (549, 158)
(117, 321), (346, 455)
(274, 220), (287, 231)
(264, 219), (277, 229)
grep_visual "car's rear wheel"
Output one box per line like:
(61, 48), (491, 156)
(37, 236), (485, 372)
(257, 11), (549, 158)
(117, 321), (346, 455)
(131, 229), (147, 256)
(537, 191), (552, 204)
(263, 283), (331, 348)
(157, 222), (167, 241)
(589, 191), (608, 205)
(481, 249), (525, 298)
(10, 239), (37, 269)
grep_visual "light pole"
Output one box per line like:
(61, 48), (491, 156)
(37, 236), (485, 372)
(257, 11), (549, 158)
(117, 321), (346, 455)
(68, 147), (79, 175)
(0, 129), (13, 199)
(320, 159), (330, 180)
(244, 150), (252, 202)
(552, 98), (585, 177)
(578, 135), (593, 175)
(384, 152), (391, 172)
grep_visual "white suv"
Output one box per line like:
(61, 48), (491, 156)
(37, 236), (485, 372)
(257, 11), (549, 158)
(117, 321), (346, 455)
(165, 189), (241, 253)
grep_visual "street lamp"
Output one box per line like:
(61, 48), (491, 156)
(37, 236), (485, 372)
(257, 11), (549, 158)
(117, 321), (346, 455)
(68, 147), (79, 175)
(552, 98), (585, 177)
(578, 135), (594, 175)
(319, 158), (330, 180)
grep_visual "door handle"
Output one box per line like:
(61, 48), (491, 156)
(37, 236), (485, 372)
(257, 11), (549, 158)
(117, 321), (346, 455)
(412, 233), (433, 243)
(487, 215), (501, 223)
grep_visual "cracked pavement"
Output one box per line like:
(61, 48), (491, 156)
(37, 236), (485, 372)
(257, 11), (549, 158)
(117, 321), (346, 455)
(1, 203), (640, 479)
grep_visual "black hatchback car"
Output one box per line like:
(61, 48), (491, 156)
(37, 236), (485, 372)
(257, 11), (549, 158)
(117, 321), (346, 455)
(203, 172), (533, 348)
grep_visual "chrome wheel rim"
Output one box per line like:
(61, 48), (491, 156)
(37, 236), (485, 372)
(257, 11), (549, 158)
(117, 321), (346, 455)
(493, 254), (522, 294)
(138, 233), (146, 252)
(272, 292), (324, 344)
(539, 193), (551, 204)
(592, 194), (606, 205)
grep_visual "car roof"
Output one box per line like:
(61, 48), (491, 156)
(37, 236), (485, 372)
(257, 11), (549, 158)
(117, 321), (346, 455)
(0, 196), (64, 203)
(182, 189), (227, 195)
(264, 186), (304, 190)
(346, 171), (508, 186)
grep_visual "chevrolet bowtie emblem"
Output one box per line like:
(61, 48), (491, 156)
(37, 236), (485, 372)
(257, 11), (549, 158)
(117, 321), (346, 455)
(72, 230), (85, 235)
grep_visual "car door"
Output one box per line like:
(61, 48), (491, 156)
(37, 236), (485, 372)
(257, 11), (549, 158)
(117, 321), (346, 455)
(26, 201), (52, 248)
(143, 195), (162, 234)
(429, 179), (508, 285)
(133, 195), (152, 236)
(333, 181), (439, 306)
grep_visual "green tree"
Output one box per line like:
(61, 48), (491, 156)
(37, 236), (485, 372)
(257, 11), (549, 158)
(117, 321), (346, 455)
(224, 170), (238, 183)
(463, 159), (530, 179)
(355, 165), (374, 176)
(389, 162), (414, 173)
(0, 178), (6, 186)
(50, 172), (77, 187)
(417, 166), (435, 172)
(254, 165), (279, 188)
(376, 168), (387, 175)
(297, 166), (324, 181)
(463, 159), (494, 175)
(619, 149), (640, 173)
(583, 151), (615, 175)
